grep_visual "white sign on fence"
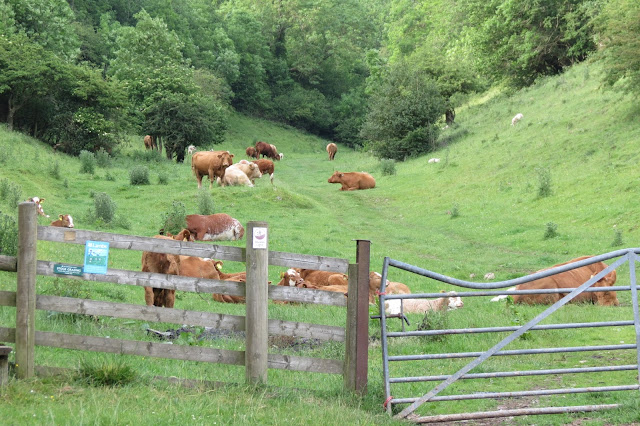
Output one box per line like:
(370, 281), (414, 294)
(253, 227), (267, 249)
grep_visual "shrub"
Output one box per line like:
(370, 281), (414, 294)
(157, 172), (169, 185)
(1, 179), (22, 208)
(79, 150), (96, 174)
(50, 161), (61, 179)
(544, 222), (558, 239)
(197, 189), (215, 215)
(611, 228), (623, 247)
(162, 201), (187, 235)
(536, 167), (552, 197)
(77, 356), (137, 387)
(105, 172), (116, 182)
(129, 166), (150, 185)
(380, 159), (396, 176)
(96, 148), (112, 168)
(93, 192), (116, 223)
(450, 204), (460, 218)
(417, 308), (449, 342)
(0, 213), (18, 256)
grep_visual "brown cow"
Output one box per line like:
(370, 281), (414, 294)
(368, 271), (411, 304)
(50, 214), (74, 228)
(185, 214), (244, 241)
(297, 281), (349, 298)
(255, 141), (279, 161)
(328, 171), (376, 191)
(252, 159), (275, 184)
(211, 260), (247, 303)
(326, 143), (337, 160)
(297, 268), (349, 287)
(246, 146), (258, 159)
(143, 135), (156, 150)
(191, 150), (234, 189)
(141, 235), (183, 308)
(513, 256), (619, 306)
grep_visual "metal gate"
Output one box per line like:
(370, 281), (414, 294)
(377, 250), (640, 423)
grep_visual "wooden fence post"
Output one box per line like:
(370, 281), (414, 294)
(245, 221), (269, 385)
(344, 239), (370, 393)
(16, 202), (37, 379)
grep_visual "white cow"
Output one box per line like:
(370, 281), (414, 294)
(511, 113), (524, 126)
(385, 292), (464, 315)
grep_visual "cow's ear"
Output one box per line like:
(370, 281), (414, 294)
(339, 173), (344, 177)
(59, 214), (63, 220)
(215, 262), (223, 271)
(230, 154), (234, 158)
(40, 198), (45, 203)
(280, 271), (285, 278)
(217, 154), (223, 158)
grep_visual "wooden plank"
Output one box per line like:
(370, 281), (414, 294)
(16, 202), (37, 379)
(354, 240), (371, 393)
(0, 327), (15, 342)
(0, 291), (16, 307)
(34, 331), (246, 365)
(267, 354), (343, 374)
(0, 255), (17, 272)
(36, 260), (246, 296)
(37, 226), (245, 262)
(245, 222), (269, 384)
(34, 295), (345, 341)
(344, 263), (358, 391)
(269, 285), (347, 307)
(269, 250), (349, 273)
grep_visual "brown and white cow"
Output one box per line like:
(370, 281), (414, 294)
(27, 197), (49, 217)
(219, 160), (262, 187)
(252, 159), (275, 184)
(141, 235), (183, 308)
(368, 271), (411, 304)
(50, 214), (74, 228)
(143, 135), (157, 150)
(191, 150), (234, 189)
(255, 141), (280, 161)
(296, 268), (349, 287)
(513, 256), (619, 306)
(185, 214), (244, 241)
(326, 143), (337, 161)
(327, 171), (376, 191)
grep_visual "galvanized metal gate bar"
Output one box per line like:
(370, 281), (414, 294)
(377, 250), (638, 420)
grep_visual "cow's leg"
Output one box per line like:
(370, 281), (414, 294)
(165, 290), (176, 308)
(144, 287), (154, 306)
(153, 288), (165, 307)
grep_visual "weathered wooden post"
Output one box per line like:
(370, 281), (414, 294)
(16, 202), (37, 379)
(245, 221), (269, 385)
(344, 239), (371, 393)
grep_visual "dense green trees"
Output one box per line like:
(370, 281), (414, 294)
(0, 0), (637, 161)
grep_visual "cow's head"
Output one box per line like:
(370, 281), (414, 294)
(443, 291), (464, 310)
(279, 269), (304, 287)
(328, 171), (343, 183)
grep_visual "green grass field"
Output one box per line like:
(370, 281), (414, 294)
(1, 61), (640, 424)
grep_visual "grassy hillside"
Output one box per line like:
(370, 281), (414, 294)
(1, 61), (640, 423)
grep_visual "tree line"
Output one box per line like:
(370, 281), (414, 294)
(0, 0), (637, 161)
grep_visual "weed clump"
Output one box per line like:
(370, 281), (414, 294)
(380, 159), (396, 176)
(162, 200), (187, 235)
(417, 309), (449, 342)
(543, 222), (558, 239)
(0, 213), (18, 256)
(77, 356), (137, 387)
(197, 189), (215, 214)
(96, 148), (112, 168)
(79, 150), (96, 174)
(536, 167), (552, 197)
(92, 192), (116, 223)
(129, 165), (150, 185)
(611, 228), (623, 247)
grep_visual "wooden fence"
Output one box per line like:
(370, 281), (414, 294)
(0, 202), (370, 392)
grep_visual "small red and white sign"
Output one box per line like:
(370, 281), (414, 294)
(253, 227), (267, 249)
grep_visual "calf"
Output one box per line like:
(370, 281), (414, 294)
(50, 214), (74, 228)
(187, 145), (197, 155)
(385, 292), (463, 315)
(27, 197), (49, 217)
(141, 235), (182, 308)
(252, 159), (275, 184)
(246, 146), (258, 159)
(511, 113), (524, 126)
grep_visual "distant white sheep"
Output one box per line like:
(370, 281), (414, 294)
(511, 113), (524, 126)
(428, 158), (440, 164)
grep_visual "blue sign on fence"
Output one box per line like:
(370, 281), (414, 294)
(83, 241), (109, 274)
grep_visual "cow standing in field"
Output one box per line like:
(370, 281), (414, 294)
(246, 146), (258, 159)
(252, 159), (275, 184)
(327, 171), (376, 191)
(326, 143), (337, 160)
(513, 256), (619, 306)
(141, 235), (184, 308)
(255, 141), (280, 161)
(191, 150), (234, 189)
(185, 213), (244, 241)
(144, 135), (157, 150)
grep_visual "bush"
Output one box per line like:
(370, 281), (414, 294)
(50, 161), (61, 179)
(96, 148), (112, 168)
(611, 228), (623, 247)
(197, 189), (215, 215)
(380, 159), (397, 176)
(544, 222), (558, 239)
(157, 172), (169, 185)
(77, 356), (137, 387)
(536, 167), (552, 197)
(129, 166), (150, 185)
(1, 179), (22, 208)
(93, 192), (116, 223)
(162, 201), (187, 235)
(79, 150), (96, 174)
(450, 204), (460, 218)
(417, 308), (449, 342)
(0, 213), (18, 256)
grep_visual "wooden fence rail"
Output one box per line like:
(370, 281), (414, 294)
(0, 202), (370, 392)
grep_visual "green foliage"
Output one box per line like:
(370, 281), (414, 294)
(450, 204), (460, 219)
(536, 167), (552, 198)
(79, 150), (96, 174)
(49, 161), (61, 179)
(76, 356), (137, 387)
(611, 228), (624, 247)
(105, 172), (116, 182)
(92, 192), (116, 223)
(417, 308), (449, 342)
(0, 212), (18, 256)
(361, 63), (444, 161)
(544, 222), (559, 240)
(157, 172), (168, 185)
(197, 189), (215, 215)
(379, 159), (397, 176)
(95, 148), (112, 168)
(162, 200), (187, 235)
(129, 165), (150, 185)
(0, 178), (21, 207)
